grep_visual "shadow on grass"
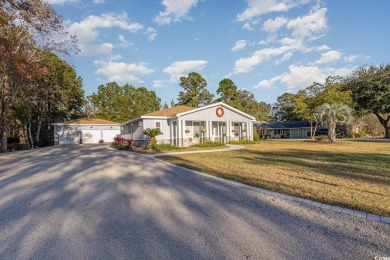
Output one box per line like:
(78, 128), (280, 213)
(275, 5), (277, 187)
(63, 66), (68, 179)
(239, 148), (390, 185)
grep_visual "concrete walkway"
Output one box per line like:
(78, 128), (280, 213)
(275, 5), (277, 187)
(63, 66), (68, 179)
(0, 145), (389, 259)
(146, 144), (244, 158)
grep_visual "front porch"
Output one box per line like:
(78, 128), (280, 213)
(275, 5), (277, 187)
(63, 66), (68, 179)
(168, 120), (253, 146)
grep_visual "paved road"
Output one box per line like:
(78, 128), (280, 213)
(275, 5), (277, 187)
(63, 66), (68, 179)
(0, 145), (389, 259)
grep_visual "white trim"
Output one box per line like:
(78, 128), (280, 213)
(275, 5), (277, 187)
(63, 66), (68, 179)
(176, 102), (256, 120)
(52, 123), (119, 126)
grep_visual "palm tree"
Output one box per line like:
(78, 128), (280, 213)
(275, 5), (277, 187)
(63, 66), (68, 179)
(317, 103), (352, 141)
(143, 128), (163, 144)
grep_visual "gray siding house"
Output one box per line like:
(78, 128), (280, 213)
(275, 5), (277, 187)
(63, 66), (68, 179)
(121, 102), (255, 146)
(256, 121), (312, 139)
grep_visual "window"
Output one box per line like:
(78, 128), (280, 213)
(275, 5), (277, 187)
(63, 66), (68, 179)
(155, 121), (161, 130)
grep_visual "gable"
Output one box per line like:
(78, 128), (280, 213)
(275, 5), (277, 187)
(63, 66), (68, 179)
(178, 103), (255, 122)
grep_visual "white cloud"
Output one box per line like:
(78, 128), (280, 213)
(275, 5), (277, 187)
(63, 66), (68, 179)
(118, 34), (133, 48)
(66, 13), (143, 56)
(46, 0), (77, 4)
(237, 0), (310, 21)
(287, 5), (327, 41)
(344, 54), (358, 63)
(154, 0), (200, 25)
(263, 16), (288, 33)
(316, 45), (331, 51)
(315, 50), (342, 64)
(242, 19), (260, 31)
(92, 0), (106, 3)
(275, 52), (293, 65)
(163, 60), (207, 81)
(232, 40), (249, 52)
(152, 80), (166, 88)
(145, 27), (157, 41)
(233, 45), (294, 74)
(262, 16), (288, 42)
(242, 22), (254, 31)
(255, 65), (353, 90)
(94, 60), (154, 83)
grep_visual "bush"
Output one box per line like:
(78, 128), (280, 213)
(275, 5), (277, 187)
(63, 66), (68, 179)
(110, 142), (130, 150)
(314, 135), (328, 142)
(7, 143), (27, 151)
(193, 141), (225, 148)
(228, 140), (256, 145)
(7, 136), (20, 144)
(150, 143), (181, 151)
(253, 129), (260, 142)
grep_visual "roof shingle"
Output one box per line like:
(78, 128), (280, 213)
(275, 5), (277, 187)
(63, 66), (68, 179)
(143, 106), (195, 117)
(60, 118), (119, 125)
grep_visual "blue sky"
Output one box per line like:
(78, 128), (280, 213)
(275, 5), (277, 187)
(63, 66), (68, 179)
(48, 0), (390, 105)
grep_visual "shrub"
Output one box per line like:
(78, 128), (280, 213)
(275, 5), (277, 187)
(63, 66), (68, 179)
(150, 143), (181, 151)
(315, 135), (328, 142)
(253, 129), (260, 142)
(7, 143), (27, 151)
(193, 141), (225, 148)
(228, 140), (256, 145)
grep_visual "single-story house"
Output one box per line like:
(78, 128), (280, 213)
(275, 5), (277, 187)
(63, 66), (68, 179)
(121, 102), (256, 146)
(53, 118), (120, 144)
(255, 120), (313, 139)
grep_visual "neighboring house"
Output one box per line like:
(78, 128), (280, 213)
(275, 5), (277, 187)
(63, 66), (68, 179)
(53, 118), (120, 144)
(121, 102), (256, 146)
(256, 121), (312, 139)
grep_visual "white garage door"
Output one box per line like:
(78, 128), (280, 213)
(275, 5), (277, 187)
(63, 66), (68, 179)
(102, 129), (120, 143)
(58, 130), (81, 144)
(82, 129), (101, 143)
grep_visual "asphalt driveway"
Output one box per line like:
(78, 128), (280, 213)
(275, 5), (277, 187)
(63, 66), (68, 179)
(0, 145), (389, 259)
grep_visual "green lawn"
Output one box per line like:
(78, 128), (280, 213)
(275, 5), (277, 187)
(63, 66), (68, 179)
(160, 139), (390, 217)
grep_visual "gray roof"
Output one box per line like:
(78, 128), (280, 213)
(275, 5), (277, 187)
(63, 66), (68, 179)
(255, 120), (311, 129)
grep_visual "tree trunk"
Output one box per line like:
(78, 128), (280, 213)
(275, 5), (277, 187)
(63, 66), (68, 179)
(374, 113), (390, 139)
(27, 117), (34, 148)
(36, 110), (43, 145)
(328, 122), (336, 142)
(23, 124), (30, 149)
(1, 101), (9, 153)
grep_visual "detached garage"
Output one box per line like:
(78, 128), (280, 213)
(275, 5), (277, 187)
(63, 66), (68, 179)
(53, 118), (120, 144)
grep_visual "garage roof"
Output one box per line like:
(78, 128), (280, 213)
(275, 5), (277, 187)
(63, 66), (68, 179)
(54, 118), (119, 125)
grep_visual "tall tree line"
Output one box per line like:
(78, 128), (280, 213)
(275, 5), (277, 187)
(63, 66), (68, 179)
(0, 0), (80, 152)
(272, 64), (390, 139)
(87, 82), (161, 123)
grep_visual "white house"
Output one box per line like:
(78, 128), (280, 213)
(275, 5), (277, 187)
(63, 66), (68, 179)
(53, 118), (120, 144)
(121, 102), (256, 146)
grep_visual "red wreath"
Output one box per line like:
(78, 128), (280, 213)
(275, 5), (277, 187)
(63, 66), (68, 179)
(216, 107), (224, 117)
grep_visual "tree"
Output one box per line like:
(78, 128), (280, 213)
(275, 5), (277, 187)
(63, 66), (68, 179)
(0, 0), (77, 152)
(272, 93), (300, 121)
(88, 82), (161, 123)
(216, 78), (242, 109)
(143, 128), (163, 144)
(317, 103), (352, 141)
(238, 90), (271, 121)
(317, 76), (353, 107)
(9, 52), (84, 148)
(345, 65), (390, 138)
(177, 72), (214, 108)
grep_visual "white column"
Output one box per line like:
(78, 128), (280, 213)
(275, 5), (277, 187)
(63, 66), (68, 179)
(178, 120), (182, 146)
(226, 121), (231, 142)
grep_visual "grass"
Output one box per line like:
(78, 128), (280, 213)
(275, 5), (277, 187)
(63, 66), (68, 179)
(160, 139), (390, 217)
(193, 141), (225, 148)
(128, 143), (228, 154)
